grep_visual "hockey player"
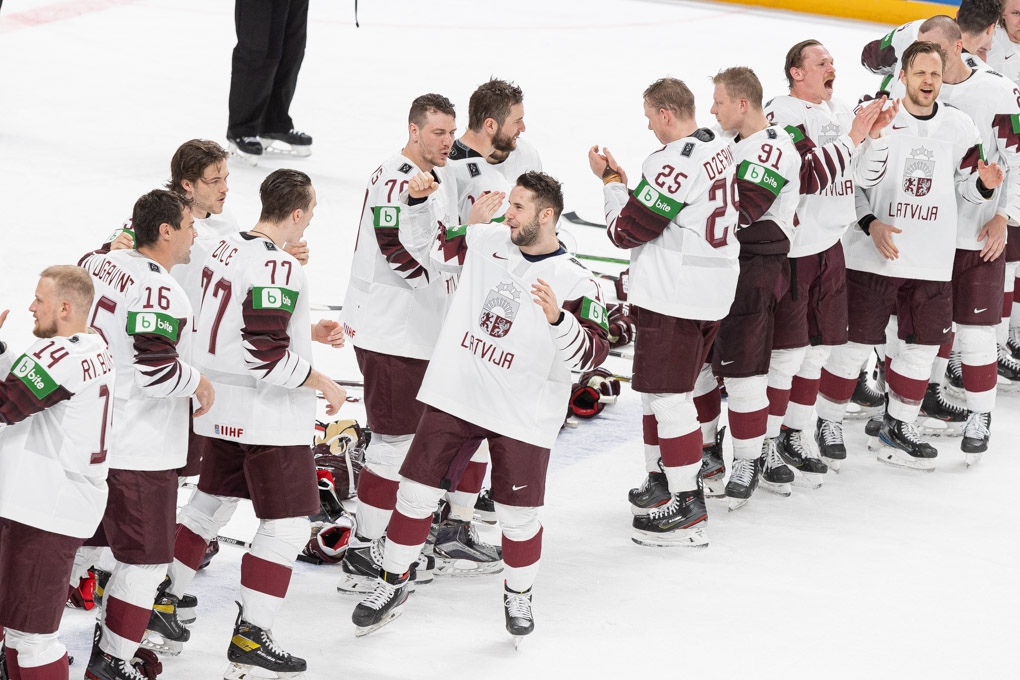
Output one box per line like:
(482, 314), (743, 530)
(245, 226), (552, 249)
(816, 41), (1003, 471)
(985, 0), (1020, 83)
(708, 67), (803, 509)
(763, 41), (893, 487)
(0, 267), (115, 680)
(861, 1), (1001, 90)
(338, 94), (502, 590)
(916, 19), (1020, 461)
(587, 77), (739, 545)
(78, 190), (216, 679)
(351, 172), (609, 642)
(166, 169), (346, 678)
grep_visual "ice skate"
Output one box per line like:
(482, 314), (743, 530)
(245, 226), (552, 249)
(775, 426), (827, 489)
(337, 536), (429, 594)
(917, 383), (967, 437)
(875, 415), (937, 472)
(1008, 327), (1020, 360)
(227, 137), (262, 167)
(725, 457), (759, 511)
(352, 571), (410, 637)
(814, 417), (846, 472)
(177, 592), (198, 625)
(631, 483), (708, 547)
(628, 459), (670, 515)
(758, 437), (794, 497)
(845, 369), (885, 419)
(865, 413), (884, 451)
(141, 580), (190, 656)
(699, 426), (727, 498)
(474, 488), (497, 524)
(84, 623), (153, 680)
(432, 518), (503, 577)
(996, 345), (1020, 392)
(961, 411), (990, 467)
(224, 603), (306, 679)
(942, 350), (965, 400)
(93, 567), (112, 608)
(258, 130), (312, 158)
(504, 584), (534, 649)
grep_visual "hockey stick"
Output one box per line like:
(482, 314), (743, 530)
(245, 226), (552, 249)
(334, 379), (364, 388)
(575, 253), (630, 266)
(563, 211), (606, 229)
(215, 535), (253, 549)
(311, 304), (343, 311)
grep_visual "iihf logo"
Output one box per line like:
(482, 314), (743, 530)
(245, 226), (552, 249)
(903, 147), (935, 197)
(478, 282), (521, 338)
(818, 122), (840, 146)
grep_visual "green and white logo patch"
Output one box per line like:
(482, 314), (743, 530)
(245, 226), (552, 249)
(12, 354), (59, 400)
(634, 178), (684, 219)
(127, 311), (180, 341)
(737, 160), (787, 197)
(446, 224), (468, 240)
(580, 297), (608, 332)
(253, 286), (299, 313)
(373, 205), (400, 229)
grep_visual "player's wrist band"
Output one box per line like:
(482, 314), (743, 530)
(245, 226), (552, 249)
(858, 214), (877, 236)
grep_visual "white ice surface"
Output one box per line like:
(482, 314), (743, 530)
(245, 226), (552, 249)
(0, 0), (1016, 678)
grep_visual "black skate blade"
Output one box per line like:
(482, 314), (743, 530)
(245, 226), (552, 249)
(354, 608), (404, 638)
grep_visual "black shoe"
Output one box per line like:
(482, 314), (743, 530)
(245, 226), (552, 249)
(699, 426), (727, 494)
(758, 437), (794, 496)
(997, 345), (1020, 381)
(919, 383), (967, 423)
(259, 129), (312, 157)
(1009, 335), (1020, 361)
(474, 488), (497, 524)
(84, 624), (148, 680)
(177, 592), (198, 625)
(631, 483), (708, 547)
(876, 415), (938, 471)
(961, 411), (991, 455)
(227, 136), (263, 156)
(814, 417), (847, 460)
(93, 567), (112, 607)
(628, 460), (670, 515)
(850, 369), (885, 409)
(142, 579), (189, 656)
(946, 350), (964, 389)
(226, 602), (307, 674)
(776, 427), (828, 474)
(352, 570), (411, 637)
(504, 584), (535, 638)
(725, 457), (760, 510)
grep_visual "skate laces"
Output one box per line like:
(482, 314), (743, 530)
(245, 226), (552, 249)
(115, 658), (147, 680)
(763, 440), (785, 471)
(648, 492), (679, 520)
(257, 629), (290, 659)
(819, 420), (844, 445)
(730, 458), (755, 485)
(964, 412), (990, 439)
(998, 345), (1020, 371)
(897, 420), (925, 445)
(505, 590), (532, 619)
(935, 387), (965, 414)
(369, 537), (386, 565)
(362, 580), (398, 611)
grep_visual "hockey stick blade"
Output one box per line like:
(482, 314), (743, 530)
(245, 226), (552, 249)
(563, 211), (605, 228)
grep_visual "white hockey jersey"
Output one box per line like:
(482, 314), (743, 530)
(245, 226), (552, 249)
(985, 26), (1020, 85)
(193, 233), (316, 445)
(862, 19), (922, 93)
(938, 68), (1020, 248)
(445, 139), (512, 222)
(729, 124), (803, 247)
(765, 96), (861, 257)
(172, 210), (241, 324)
(418, 224), (609, 448)
(342, 154), (459, 360)
(491, 137), (543, 184)
(846, 103), (991, 281)
(602, 129), (739, 321)
(0, 334), (114, 538)
(79, 249), (199, 470)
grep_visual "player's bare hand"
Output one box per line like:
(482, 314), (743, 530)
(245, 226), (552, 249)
(407, 171), (440, 199)
(849, 97), (884, 145)
(110, 231), (135, 251)
(869, 98), (899, 138)
(0, 309), (8, 331)
(589, 146), (627, 185)
(312, 319), (345, 348)
(321, 381), (347, 416)
(192, 374), (216, 418)
(467, 190), (505, 224)
(532, 278), (561, 324)
(284, 239), (309, 265)
(978, 160), (1004, 191)
(869, 219), (901, 260)
(978, 213), (1007, 262)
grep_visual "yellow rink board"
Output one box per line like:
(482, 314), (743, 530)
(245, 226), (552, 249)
(710, 0), (960, 26)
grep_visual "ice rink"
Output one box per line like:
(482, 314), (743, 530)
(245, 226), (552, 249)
(0, 0), (1016, 678)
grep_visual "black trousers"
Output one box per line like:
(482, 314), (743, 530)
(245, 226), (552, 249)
(227, 0), (309, 138)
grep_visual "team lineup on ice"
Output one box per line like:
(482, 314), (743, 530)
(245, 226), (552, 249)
(0, 1), (1017, 679)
